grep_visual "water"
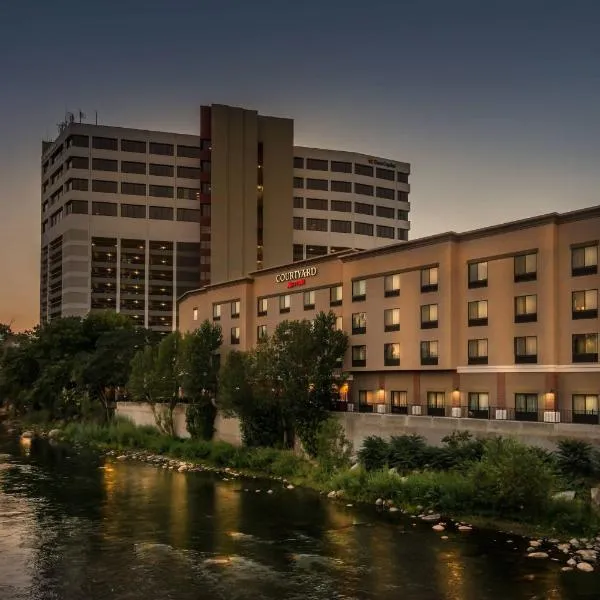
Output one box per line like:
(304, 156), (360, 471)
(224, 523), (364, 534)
(1, 434), (598, 600)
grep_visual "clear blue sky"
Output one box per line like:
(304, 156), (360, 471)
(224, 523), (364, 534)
(1, 0), (600, 329)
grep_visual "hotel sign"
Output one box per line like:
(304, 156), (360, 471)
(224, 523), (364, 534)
(275, 266), (318, 288)
(368, 158), (397, 169)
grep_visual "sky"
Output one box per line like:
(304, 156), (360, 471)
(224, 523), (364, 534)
(1, 0), (600, 330)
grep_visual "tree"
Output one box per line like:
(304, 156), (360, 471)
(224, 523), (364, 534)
(128, 345), (159, 403)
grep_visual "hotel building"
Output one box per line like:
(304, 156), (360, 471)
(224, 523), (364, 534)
(178, 205), (600, 424)
(40, 104), (411, 330)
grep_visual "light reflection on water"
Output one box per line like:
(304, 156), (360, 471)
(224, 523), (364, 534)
(0, 435), (598, 600)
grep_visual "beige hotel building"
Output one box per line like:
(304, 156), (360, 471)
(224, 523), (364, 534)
(179, 205), (600, 424)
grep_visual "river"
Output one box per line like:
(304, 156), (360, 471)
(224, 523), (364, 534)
(0, 433), (598, 600)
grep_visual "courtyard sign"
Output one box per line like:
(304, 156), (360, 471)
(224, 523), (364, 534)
(275, 266), (318, 285)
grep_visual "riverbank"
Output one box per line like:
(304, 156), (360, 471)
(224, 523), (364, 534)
(7, 417), (600, 573)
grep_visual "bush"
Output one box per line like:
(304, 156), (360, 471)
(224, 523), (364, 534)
(314, 418), (353, 474)
(388, 434), (429, 472)
(209, 441), (238, 466)
(555, 439), (600, 481)
(358, 436), (390, 471)
(186, 402), (216, 441)
(543, 498), (600, 535)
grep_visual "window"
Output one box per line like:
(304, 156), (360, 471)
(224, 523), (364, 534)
(468, 338), (488, 365)
(377, 225), (395, 239)
(421, 267), (438, 292)
(468, 393), (489, 418)
(572, 394), (599, 424)
(230, 327), (240, 345)
(331, 160), (352, 173)
(293, 245), (304, 262)
(515, 294), (537, 322)
(231, 300), (240, 318)
(193, 308), (198, 321)
(398, 229), (408, 241)
(304, 290), (315, 309)
(398, 210), (409, 221)
(306, 158), (328, 171)
(427, 392), (445, 415)
(331, 200), (352, 212)
(121, 182), (146, 196)
(468, 300), (488, 326)
(572, 244), (598, 276)
(468, 261), (488, 288)
(121, 139), (147, 153)
(376, 187), (395, 200)
(330, 285), (343, 306)
(355, 183), (374, 196)
(306, 178), (328, 191)
(397, 172), (409, 183)
(391, 391), (408, 414)
(149, 142), (174, 156)
(355, 222), (374, 236)
(572, 333), (598, 363)
(352, 279), (366, 301)
(178, 166), (201, 179)
(384, 343), (400, 366)
(376, 167), (395, 181)
(149, 206), (173, 220)
(335, 315), (343, 331)
(293, 177), (304, 189)
(149, 185), (174, 198)
(384, 274), (400, 297)
(65, 200), (88, 215)
(421, 304), (438, 329)
(121, 204), (146, 219)
(66, 134), (89, 148)
(257, 324), (267, 341)
(352, 312), (367, 334)
(177, 145), (201, 158)
(177, 187), (200, 200)
(331, 180), (352, 193)
(177, 208), (201, 222)
(150, 163), (174, 177)
(307, 218), (327, 231)
(572, 289), (598, 319)
(376, 205), (395, 219)
(352, 345), (367, 367)
(514, 336), (538, 363)
(92, 136), (118, 151)
(280, 294), (291, 313)
(420, 340), (439, 365)
(67, 156), (89, 170)
(384, 308), (400, 332)
(92, 201), (117, 216)
(92, 158), (118, 172)
(515, 393), (538, 420)
(91, 179), (117, 193)
(355, 163), (373, 177)
(306, 197), (328, 210)
(514, 253), (537, 282)
(293, 156), (304, 168)
(358, 390), (376, 408)
(213, 304), (221, 321)
(293, 196), (304, 208)
(398, 191), (409, 202)
(293, 216), (304, 230)
(122, 161), (146, 174)
(257, 297), (268, 316)
(331, 219), (351, 233)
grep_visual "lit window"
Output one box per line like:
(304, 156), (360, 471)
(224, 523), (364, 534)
(193, 307), (198, 321)
(384, 273), (400, 297)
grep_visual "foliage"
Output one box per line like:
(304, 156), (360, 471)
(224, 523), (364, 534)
(555, 439), (600, 481)
(314, 417), (353, 474)
(388, 434), (430, 471)
(358, 436), (390, 471)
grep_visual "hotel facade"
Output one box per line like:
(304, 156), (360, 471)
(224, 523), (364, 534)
(40, 104), (410, 330)
(178, 205), (600, 425)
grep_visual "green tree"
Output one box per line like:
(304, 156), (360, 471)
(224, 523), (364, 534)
(128, 345), (159, 403)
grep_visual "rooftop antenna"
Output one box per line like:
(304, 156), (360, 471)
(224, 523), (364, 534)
(95, 110), (98, 125)
(78, 109), (86, 123)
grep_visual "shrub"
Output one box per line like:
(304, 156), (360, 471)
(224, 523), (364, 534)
(209, 441), (238, 466)
(186, 402), (216, 441)
(543, 498), (600, 535)
(388, 434), (429, 472)
(269, 451), (312, 479)
(358, 436), (390, 471)
(439, 431), (485, 469)
(314, 418), (353, 474)
(555, 439), (600, 481)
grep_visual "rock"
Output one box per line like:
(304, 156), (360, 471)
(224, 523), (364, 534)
(569, 538), (581, 548)
(441, 535), (449, 540)
(528, 552), (549, 559)
(421, 514), (441, 522)
(177, 466), (187, 472)
(432, 525), (445, 532)
(458, 525), (472, 532)
(557, 543), (571, 553)
(549, 538), (559, 544)
(346, 503), (353, 507)
(388, 467), (398, 475)
(577, 562), (594, 573)
(389, 507), (400, 513)
(567, 558), (577, 567)
(529, 540), (542, 548)
(286, 484), (294, 490)
(327, 491), (337, 499)
(48, 429), (61, 440)
(20, 431), (34, 439)
(375, 498), (384, 506)
(561, 567), (573, 572)
(553, 491), (576, 501)
(576, 549), (597, 562)
(350, 463), (360, 471)
(117, 455), (127, 461)
(591, 488), (600, 507)
(267, 490), (273, 494)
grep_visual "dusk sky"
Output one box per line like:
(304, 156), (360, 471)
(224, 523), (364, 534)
(1, 0), (600, 330)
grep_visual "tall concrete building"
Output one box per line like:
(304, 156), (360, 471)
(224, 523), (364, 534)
(40, 104), (411, 330)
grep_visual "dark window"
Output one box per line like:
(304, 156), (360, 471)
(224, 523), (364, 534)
(376, 167), (395, 181)
(468, 261), (488, 288)
(398, 210), (409, 220)
(177, 145), (201, 158)
(514, 253), (537, 282)
(200, 204), (211, 217)
(572, 333), (599, 363)
(355, 163), (373, 177)
(468, 338), (488, 365)
(92, 137), (118, 151)
(66, 134), (89, 148)
(177, 187), (200, 200)
(377, 225), (395, 239)
(257, 325), (267, 341)
(397, 172), (409, 183)
(177, 166), (201, 179)
(355, 222), (374, 236)
(177, 208), (201, 222)
(149, 206), (174, 220)
(92, 179), (117, 193)
(121, 204), (146, 219)
(201, 160), (210, 172)
(231, 300), (241, 318)
(354, 202), (373, 215)
(376, 186), (395, 200)
(149, 142), (174, 156)
(65, 200), (88, 215)
(331, 161), (352, 173)
(331, 180), (352, 193)
(121, 182), (146, 196)
(355, 183), (374, 196)
(92, 201), (117, 216)
(68, 178), (89, 191)
(293, 177), (304, 189)
(121, 161), (146, 174)
(293, 217), (304, 230)
(384, 343), (400, 366)
(376, 205), (395, 219)
(514, 336), (537, 363)
(306, 158), (328, 171)
(92, 158), (118, 172)
(257, 298), (268, 316)
(306, 218), (327, 232)
(330, 285), (343, 306)
(331, 200), (352, 212)
(398, 229), (409, 241)
(352, 345), (367, 367)
(303, 290), (315, 309)
(149, 185), (174, 198)
(201, 182), (211, 194)
(572, 394), (599, 424)
(293, 244), (304, 261)
(293, 157), (304, 168)
(331, 220), (351, 233)
(306, 197), (328, 210)
(572, 245), (598, 276)
(293, 196), (304, 208)
(468, 393), (490, 417)
(230, 327), (240, 345)
(150, 163), (174, 177)
(420, 341), (439, 366)
(514, 294), (537, 323)
(68, 156), (89, 170)
(121, 139), (147, 153)
(398, 191), (409, 202)
(306, 245), (327, 258)
(306, 178), (328, 191)
(391, 391), (408, 413)
(279, 294), (291, 313)
(515, 394), (538, 420)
